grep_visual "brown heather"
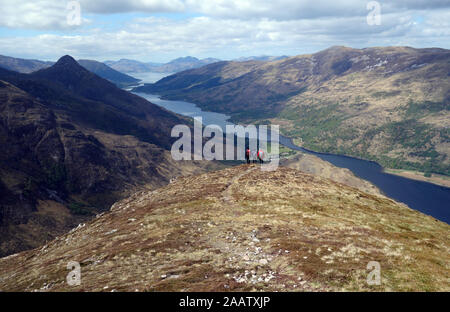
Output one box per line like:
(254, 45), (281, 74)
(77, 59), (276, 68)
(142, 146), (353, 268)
(0, 165), (448, 292)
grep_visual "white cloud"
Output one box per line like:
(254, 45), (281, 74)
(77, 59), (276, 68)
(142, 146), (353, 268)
(0, 0), (448, 61)
(0, 1), (67, 30)
(187, 0), (368, 20)
(0, 0), (184, 30)
(80, 0), (185, 14)
(2, 0), (450, 31)
(1, 8), (449, 62)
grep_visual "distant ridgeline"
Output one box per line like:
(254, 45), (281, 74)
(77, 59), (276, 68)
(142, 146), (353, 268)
(0, 54), (140, 88)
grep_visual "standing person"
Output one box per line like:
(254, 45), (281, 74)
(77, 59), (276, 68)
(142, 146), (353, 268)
(245, 147), (251, 164)
(257, 149), (264, 164)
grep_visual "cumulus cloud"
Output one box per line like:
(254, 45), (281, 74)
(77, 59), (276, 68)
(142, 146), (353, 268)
(2, 0), (450, 30)
(0, 1), (69, 30)
(0, 0), (184, 30)
(187, 0), (369, 20)
(1, 8), (449, 62)
(0, 0), (448, 60)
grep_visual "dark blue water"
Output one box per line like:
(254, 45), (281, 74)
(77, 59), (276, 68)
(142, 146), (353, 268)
(132, 92), (450, 225)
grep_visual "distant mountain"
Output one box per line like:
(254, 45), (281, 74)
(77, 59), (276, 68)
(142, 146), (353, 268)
(134, 46), (450, 176)
(0, 54), (53, 73)
(0, 55), (140, 87)
(106, 56), (221, 74)
(234, 55), (289, 62)
(0, 56), (214, 257)
(153, 56), (222, 73)
(77, 60), (140, 87)
(104, 58), (158, 73)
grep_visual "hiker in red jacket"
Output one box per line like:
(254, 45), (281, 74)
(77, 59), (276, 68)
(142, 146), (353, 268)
(257, 149), (264, 164)
(245, 148), (251, 164)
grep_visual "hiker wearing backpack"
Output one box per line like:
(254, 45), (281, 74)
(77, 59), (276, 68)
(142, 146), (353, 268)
(257, 149), (264, 164)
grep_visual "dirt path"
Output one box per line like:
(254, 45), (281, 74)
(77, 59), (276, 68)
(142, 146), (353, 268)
(222, 165), (257, 204)
(208, 165), (315, 290)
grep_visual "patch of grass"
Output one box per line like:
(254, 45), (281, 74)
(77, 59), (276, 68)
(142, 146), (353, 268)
(404, 100), (449, 118)
(371, 90), (401, 98)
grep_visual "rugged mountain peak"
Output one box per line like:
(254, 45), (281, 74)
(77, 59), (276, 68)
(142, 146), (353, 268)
(49, 55), (87, 74)
(55, 55), (78, 66)
(32, 54), (91, 85)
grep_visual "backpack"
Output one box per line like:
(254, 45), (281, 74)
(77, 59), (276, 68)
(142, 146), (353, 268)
(257, 150), (263, 159)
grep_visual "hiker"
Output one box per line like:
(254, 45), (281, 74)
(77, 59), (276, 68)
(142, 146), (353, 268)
(245, 147), (251, 164)
(257, 149), (264, 164)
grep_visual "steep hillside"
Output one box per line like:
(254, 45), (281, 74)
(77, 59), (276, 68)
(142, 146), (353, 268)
(234, 55), (289, 62)
(2, 55), (183, 150)
(134, 46), (450, 175)
(77, 60), (140, 87)
(0, 55), (53, 73)
(0, 165), (448, 292)
(281, 152), (381, 196)
(0, 57), (221, 257)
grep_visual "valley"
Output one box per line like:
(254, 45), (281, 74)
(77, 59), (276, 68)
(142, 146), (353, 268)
(132, 89), (450, 224)
(134, 46), (450, 177)
(1, 0), (449, 296)
(0, 48), (448, 293)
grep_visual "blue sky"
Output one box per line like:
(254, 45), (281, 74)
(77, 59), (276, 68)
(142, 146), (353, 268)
(0, 0), (449, 62)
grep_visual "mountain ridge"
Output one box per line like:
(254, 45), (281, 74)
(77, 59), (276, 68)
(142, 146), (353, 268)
(0, 54), (140, 87)
(105, 56), (221, 73)
(0, 164), (448, 291)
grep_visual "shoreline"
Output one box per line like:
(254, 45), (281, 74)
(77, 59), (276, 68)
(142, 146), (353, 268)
(133, 89), (450, 191)
(384, 168), (450, 188)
